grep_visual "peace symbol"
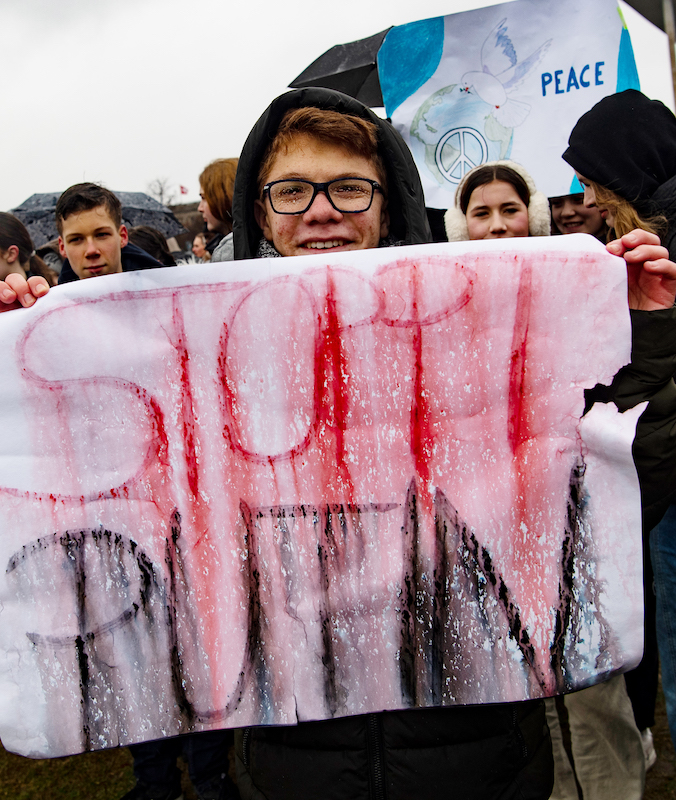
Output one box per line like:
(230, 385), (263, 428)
(435, 127), (489, 185)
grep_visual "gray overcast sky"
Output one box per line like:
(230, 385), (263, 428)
(0, 0), (672, 212)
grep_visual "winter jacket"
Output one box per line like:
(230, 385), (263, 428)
(585, 306), (676, 534)
(58, 241), (164, 284)
(211, 231), (234, 262)
(651, 176), (676, 261)
(231, 87), (553, 800)
(205, 232), (225, 256)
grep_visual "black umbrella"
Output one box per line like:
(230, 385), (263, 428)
(289, 28), (392, 107)
(11, 191), (186, 248)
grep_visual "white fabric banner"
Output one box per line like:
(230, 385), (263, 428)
(0, 239), (642, 758)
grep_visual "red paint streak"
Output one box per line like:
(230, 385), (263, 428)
(169, 298), (220, 660)
(315, 272), (356, 502)
(407, 265), (434, 511)
(173, 296), (199, 499)
(508, 262), (533, 456)
(507, 261), (535, 542)
(218, 323), (234, 451)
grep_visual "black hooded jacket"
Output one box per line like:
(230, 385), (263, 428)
(58, 241), (164, 284)
(231, 87), (432, 261)
(563, 89), (676, 259)
(563, 90), (676, 528)
(231, 88), (553, 800)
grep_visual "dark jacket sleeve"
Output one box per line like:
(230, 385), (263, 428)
(588, 307), (676, 532)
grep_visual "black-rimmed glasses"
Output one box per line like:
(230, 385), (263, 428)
(263, 178), (383, 215)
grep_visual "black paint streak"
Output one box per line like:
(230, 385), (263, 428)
(234, 500), (271, 720)
(69, 531), (90, 752)
(252, 502), (398, 517)
(313, 502), (375, 717)
(431, 489), (449, 705)
(441, 486), (548, 694)
(400, 482), (550, 705)
(549, 461), (583, 690)
(164, 509), (196, 727)
(74, 634), (91, 750)
(317, 507), (340, 716)
(7, 527), (165, 750)
(551, 458), (617, 686)
(399, 478), (423, 705)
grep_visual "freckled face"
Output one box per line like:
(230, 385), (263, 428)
(254, 134), (389, 257)
(550, 193), (606, 236)
(465, 180), (530, 240)
(575, 172), (615, 230)
(58, 206), (128, 279)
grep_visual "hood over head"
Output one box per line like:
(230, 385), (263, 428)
(232, 88), (431, 260)
(563, 89), (676, 215)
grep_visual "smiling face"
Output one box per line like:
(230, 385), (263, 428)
(465, 180), (530, 240)
(575, 173), (616, 230)
(58, 205), (128, 279)
(550, 193), (605, 236)
(254, 134), (389, 257)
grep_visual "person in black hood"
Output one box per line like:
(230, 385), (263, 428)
(564, 88), (676, 761)
(563, 89), (676, 258)
(231, 88), (431, 261)
(230, 87), (554, 800)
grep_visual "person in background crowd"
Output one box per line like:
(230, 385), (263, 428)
(563, 89), (676, 778)
(128, 225), (177, 267)
(55, 183), (164, 284)
(0, 212), (58, 286)
(198, 158), (237, 262)
(549, 192), (607, 241)
(192, 232), (210, 261)
(446, 160), (648, 800)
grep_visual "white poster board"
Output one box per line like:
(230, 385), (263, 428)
(380, 0), (639, 204)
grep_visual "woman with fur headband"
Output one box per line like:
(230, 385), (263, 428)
(444, 160), (551, 241)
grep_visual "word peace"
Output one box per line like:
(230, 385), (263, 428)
(541, 62), (604, 97)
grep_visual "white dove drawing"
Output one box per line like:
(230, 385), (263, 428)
(461, 18), (552, 128)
